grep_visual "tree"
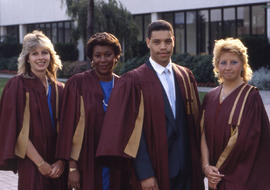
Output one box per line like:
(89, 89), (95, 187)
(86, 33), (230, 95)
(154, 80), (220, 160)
(87, 0), (94, 38)
(64, 0), (139, 60)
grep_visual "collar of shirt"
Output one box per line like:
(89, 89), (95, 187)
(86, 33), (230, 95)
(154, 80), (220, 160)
(149, 57), (173, 74)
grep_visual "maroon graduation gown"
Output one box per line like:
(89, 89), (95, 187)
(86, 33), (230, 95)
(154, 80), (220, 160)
(0, 74), (66, 190)
(202, 84), (270, 189)
(56, 70), (128, 190)
(97, 63), (204, 190)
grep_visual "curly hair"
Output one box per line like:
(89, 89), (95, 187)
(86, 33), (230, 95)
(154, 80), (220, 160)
(212, 37), (253, 83)
(86, 32), (122, 61)
(17, 30), (62, 81)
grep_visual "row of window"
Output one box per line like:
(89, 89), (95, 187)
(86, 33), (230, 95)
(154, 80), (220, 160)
(26, 21), (74, 44)
(134, 3), (266, 55)
(0, 20), (74, 44)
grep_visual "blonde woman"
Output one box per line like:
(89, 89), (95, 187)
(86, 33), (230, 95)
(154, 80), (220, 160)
(201, 38), (270, 189)
(0, 30), (67, 190)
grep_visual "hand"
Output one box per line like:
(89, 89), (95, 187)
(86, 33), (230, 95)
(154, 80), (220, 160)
(203, 165), (224, 188)
(49, 160), (65, 178)
(208, 180), (218, 189)
(68, 169), (80, 190)
(141, 177), (159, 190)
(37, 161), (52, 177)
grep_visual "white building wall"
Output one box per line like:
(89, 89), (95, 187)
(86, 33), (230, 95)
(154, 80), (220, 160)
(119, 0), (267, 14)
(0, 0), (70, 26)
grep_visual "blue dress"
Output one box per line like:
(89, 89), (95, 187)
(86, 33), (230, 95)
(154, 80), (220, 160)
(99, 79), (113, 190)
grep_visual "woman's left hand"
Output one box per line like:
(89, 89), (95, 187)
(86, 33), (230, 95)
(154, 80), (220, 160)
(49, 160), (65, 178)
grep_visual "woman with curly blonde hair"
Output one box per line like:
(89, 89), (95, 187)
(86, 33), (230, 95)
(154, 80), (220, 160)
(201, 38), (270, 189)
(0, 30), (67, 190)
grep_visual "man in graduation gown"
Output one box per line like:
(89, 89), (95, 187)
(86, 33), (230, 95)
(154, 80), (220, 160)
(97, 20), (204, 190)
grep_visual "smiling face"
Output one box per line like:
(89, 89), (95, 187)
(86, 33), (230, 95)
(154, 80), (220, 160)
(92, 45), (117, 80)
(146, 30), (175, 67)
(218, 52), (243, 83)
(28, 46), (50, 76)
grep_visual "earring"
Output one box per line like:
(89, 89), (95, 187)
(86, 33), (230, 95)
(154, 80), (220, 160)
(90, 60), (94, 68)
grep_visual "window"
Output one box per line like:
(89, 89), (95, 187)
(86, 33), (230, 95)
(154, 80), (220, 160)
(175, 12), (185, 54)
(26, 21), (73, 44)
(133, 14), (151, 41)
(160, 12), (174, 25)
(224, 8), (236, 37)
(237, 6), (250, 36)
(134, 15), (143, 41)
(6, 25), (19, 43)
(198, 10), (210, 54)
(144, 14), (151, 39)
(186, 11), (196, 54)
(252, 5), (265, 35)
(65, 22), (72, 43)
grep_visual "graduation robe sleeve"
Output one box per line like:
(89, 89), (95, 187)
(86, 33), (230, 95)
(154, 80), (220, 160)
(96, 71), (144, 160)
(0, 77), (25, 171)
(55, 76), (82, 161)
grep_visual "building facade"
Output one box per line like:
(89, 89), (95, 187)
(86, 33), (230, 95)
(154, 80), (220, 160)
(0, 0), (72, 44)
(0, 0), (269, 58)
(119, 0), (269, 55)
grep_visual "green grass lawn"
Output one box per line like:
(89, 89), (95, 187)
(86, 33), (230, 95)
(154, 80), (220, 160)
(0, 78), (8, 96)
(199, 91), (207, 104)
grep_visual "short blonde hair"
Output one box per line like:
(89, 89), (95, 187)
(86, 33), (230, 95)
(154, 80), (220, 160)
(212, 38), (253, 83)
(18, 30), (62, 81)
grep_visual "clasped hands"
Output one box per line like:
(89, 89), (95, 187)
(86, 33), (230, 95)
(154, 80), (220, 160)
(37, 160), (65, 178)
(203, 165), (224, 189)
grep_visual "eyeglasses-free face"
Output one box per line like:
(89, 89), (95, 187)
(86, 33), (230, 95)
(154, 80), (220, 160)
(218, 52), (243, 83)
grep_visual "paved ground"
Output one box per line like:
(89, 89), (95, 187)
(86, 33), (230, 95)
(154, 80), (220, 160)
(0, 171), (18, 190)
(0, 75), (269, 189)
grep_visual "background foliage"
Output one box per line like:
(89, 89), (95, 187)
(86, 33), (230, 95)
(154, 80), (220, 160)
(64, 0), (139, 60)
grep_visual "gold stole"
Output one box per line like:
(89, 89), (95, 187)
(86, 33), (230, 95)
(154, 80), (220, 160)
(200, 84), (254, 169)
(15, 83), (61, 158)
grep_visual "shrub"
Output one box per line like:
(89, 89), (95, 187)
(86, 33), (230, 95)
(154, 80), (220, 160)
(54, 43), (79, 61)
(0, 56), (18, 71)
(0, 43), (22, 58)
(173, 53), (217, 85)
(250, 67), (270, 90)
(58, 60), (90, 78)
(240, 36), (270, 70)
(117, 54), (149, 75)
(117, 53), (217, 86)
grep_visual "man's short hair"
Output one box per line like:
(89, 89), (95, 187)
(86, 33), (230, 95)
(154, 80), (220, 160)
(147, 20), (174, 39)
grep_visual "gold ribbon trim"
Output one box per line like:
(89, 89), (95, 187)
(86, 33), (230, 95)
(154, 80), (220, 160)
(15, 92), (30, 158)
(70, 96), (85, 161)
(124, 91), (144, 158)
(173, 65), (190, 114)
(228, 84), (247, 125)
(200, 110), (205, 135)
(216, 85), (254, 169)
(216, 127), (238, 169)
(237, 86), (254, 126)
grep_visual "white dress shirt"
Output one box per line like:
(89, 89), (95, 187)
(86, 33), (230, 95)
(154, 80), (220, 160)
(149, 57), (176, 114)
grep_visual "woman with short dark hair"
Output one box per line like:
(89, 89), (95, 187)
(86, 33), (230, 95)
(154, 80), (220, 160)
(56, 32), (128, 190)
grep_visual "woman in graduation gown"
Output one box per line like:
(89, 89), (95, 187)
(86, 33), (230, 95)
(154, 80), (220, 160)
(201, 38), (270, 190)
(56, 32), (128, 190)
(0, 30), (66, 190)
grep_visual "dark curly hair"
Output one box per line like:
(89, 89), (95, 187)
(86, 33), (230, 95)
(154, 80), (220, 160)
(86, 32), (122, 61)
